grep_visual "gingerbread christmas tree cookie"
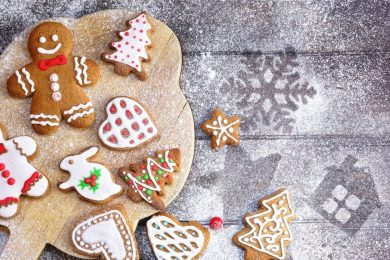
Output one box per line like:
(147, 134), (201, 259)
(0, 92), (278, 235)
(0, 123), (50, 218)
(119, 149), (180, 210)
(102, 12), (153, 80)
(201, 109), (241, 150)
(233, 189), (295, 260)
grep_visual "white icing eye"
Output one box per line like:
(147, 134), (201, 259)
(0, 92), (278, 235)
(52, 34), (59, 41)
(39, 36), (46, 43)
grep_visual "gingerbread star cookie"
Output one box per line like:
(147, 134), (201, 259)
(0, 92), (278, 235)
(233, 189), (295, 260)
(201, 109), (240, 150)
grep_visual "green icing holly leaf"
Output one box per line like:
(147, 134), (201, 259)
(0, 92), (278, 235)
(90, 168), (102, 178)
(78, 180), (88, 189)
(90, 182), (100, 193)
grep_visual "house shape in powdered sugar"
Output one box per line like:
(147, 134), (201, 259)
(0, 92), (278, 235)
(310, 155), (381, 236)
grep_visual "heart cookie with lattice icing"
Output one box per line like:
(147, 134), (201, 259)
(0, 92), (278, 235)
(98, 97), (158, 149)
(147, 212), (210, 260)
(71, 205), (138, 260)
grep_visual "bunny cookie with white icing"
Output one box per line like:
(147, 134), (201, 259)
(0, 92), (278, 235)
(59, 146), (122, 203)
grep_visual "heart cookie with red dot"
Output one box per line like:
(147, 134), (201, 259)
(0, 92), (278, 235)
(98, 97), (159, 150)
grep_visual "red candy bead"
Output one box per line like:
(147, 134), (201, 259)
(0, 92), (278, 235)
(2, 170), (10, 178)
(115, 118), (122, 126)
(151, 165), (158, 171)
(90, 181), (96, 187)
(162, 162), (168, 168)
(110, 104), (117, 114)
(7, 178), (15, 186)
(140, 165), (146, 170)
(209, 217), (224, 230)
(84, 178), (91, 184)
(120, 100), (126, 108)
(91, 175), (97, 181)
(0, 163), (5, 171)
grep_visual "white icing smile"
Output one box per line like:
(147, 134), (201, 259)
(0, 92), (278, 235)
(37, 43), (62, 54)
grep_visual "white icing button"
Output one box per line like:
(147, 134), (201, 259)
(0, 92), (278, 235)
(223, 119), (228, 124)
(213, 131), (218, 136)
(52, 34), (59, 41)
(52, 92), (61, 102)
(212, 121), (217, 125)
(229, 127), (234, 133)
(51, 83), (60, 91)
(50, 73), (59, 82)
(39, 36), (46, 43)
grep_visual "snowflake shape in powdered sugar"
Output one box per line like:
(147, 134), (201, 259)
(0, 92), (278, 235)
(201, 109), (240, 150)
(223, 48), (316, 133)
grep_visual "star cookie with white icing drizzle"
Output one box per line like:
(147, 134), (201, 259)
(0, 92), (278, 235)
(233, 188), (296, 260)
(201, 109), (241, 150)
(71, 205), (138, 260)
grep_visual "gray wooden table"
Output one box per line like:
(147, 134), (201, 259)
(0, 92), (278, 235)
(1, 0), (390, 259)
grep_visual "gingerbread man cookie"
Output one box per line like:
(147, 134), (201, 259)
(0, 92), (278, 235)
(201, 109), (241, 150)
(7, 21), (100, 135)
(0, 123), (50, 218)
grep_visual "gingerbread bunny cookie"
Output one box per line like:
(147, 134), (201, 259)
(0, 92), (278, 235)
(7, 21), (100, 135)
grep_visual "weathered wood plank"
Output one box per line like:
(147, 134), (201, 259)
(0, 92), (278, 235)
(182, 52), (390, 136)
(1, 1), (390, 53)
(167, 140), (389, 223)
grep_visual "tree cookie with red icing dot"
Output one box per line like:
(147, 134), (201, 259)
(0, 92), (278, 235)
(102, 12), (154, 80)
(0, 123), (50, 219)
(7, 21), (100, 135)
(98, 97), (159, 150)
(119, 149), (181, 210)
(201, 108), (241, 150)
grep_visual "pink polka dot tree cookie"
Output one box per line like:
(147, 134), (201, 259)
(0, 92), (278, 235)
(102, 12), (153, 80)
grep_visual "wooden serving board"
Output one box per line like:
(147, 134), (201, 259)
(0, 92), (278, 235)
(0, 9), (194, 259)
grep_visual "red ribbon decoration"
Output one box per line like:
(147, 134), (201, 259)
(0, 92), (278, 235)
(38, 54), (67, 71)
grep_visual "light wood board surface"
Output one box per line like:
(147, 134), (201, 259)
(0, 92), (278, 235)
(0, 9), (194, 259)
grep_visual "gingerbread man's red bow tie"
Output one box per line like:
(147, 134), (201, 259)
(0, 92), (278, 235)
(38, 54), (67, 71)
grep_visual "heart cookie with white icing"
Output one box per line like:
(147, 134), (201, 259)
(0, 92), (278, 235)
(147, 212), (210, 260)
(98, 97), (159, 150)
(71, 205), (138, 260)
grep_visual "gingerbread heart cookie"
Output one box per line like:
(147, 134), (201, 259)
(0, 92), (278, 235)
(147, 212), (210, 260)
(98, 97), (159, 150)
(7, 21), (100, 135)
(71, 205), (138, 260)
